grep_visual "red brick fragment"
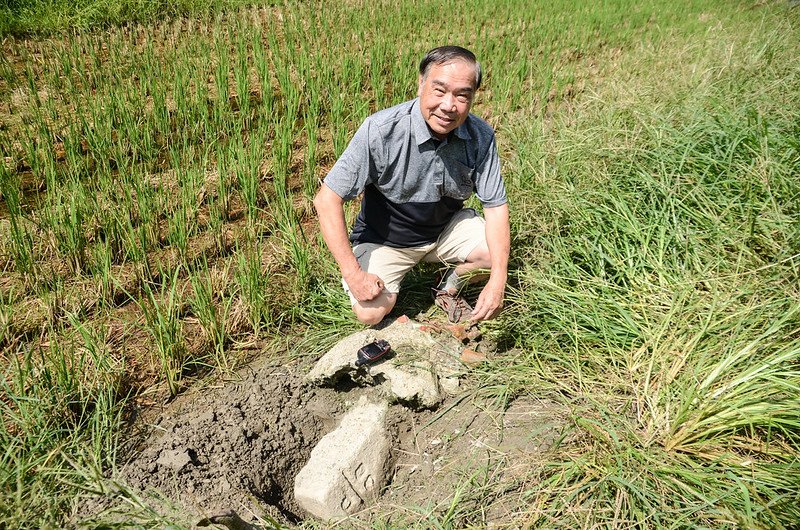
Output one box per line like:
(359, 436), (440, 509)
(445, 324), (467, 341)
(460, 348), (486, 367)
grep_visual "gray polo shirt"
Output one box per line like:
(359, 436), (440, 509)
(324, 98), (506, 247)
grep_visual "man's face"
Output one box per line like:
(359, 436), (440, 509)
(418, 59), (476, 140)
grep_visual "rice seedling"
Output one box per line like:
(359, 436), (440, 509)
(276, 213), (310, 292)
(43, 178), (89, 275)
(137, 267), (186, 396)
(271, 113), (293, 207)
(213, 26), (231, 123)
(166, 160), (204, 261)
(0, 167), (35, 277)
(302, 86), (320, 200)
(233, 125), (267, 223)
(189, 259), (234, 371)
(213, 141), (233, 222)
(329, 92), (349, 159)
(89, 238), (115, 307)
(233, 31), (252, 123)
(234, 240), (273, 337)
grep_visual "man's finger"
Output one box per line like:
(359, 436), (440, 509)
(470, 298), (489, 321)
(471, 292), (502, 321)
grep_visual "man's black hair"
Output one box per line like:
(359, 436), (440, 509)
(419, 46), (482, 90)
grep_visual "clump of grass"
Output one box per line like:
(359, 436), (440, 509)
(189, 259), (234, 371)
(495, 289), (800, 528)
(0, 329), (124, 528)
(490, 16), (800, 527)
(137, 268), (186, 396)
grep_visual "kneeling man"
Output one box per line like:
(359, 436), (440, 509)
(314, 46), (509, 325)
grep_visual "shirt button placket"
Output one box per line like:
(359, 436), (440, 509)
(435, 156), (444, 194)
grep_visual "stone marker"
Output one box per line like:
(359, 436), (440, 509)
(294, 398), (390, 520)
(305, 317), (464, 407)
(296, 317), (475, 520)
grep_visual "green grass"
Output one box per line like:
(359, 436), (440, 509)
(0, 0), (256, 36)
(485, 11), (800, 528)
(0, 0), (799, 528)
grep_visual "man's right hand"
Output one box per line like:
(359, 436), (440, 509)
(314, 185), (385, 303)
(344, 269), (385, 302)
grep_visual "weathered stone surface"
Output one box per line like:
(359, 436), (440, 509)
(439, 375), (460, 395)
(305, 333), (366, 384)
(305, 317), (463, 405)
(294, 398), (390, 520)
(371, 359), (440, 408)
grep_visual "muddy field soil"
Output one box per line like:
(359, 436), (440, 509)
(90, 332), (567, 528)
(109, 360), (351, 524)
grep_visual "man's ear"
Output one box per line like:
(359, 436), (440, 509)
(417, 74), (424, 96)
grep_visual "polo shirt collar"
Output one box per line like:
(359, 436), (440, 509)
(411, 98), (473, 146)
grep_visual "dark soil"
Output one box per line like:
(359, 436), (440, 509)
(89, 334), (567, 528)
(113, 359), (348, 525)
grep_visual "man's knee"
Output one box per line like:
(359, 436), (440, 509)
(465, 242), (492, 269)
(353, 305), (389, 326)
(352, 293), (397, 325)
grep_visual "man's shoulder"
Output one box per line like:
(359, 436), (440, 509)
(462, 112), (496, 142)
(366, 99), (416, 129)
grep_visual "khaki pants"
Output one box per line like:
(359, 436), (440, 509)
(343, 208), (486, 304)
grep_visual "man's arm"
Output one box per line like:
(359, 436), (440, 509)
(470, 203), (510, 321)
(313, 184), (384, 303)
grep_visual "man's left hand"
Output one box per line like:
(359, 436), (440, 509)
(470, 280), (504, 321)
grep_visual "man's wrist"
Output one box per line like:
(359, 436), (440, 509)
(487, 270), (507, 287)
(341, 265), (362, 281)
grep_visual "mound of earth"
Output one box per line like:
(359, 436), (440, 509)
(85, 317), (568, 528)
(113, 362), (350, 523)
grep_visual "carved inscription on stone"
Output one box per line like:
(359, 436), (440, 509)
(294, 399), (389, 519)
(339, 471), (361, 511)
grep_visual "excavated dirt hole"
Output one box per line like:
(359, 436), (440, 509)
(100, 319), (568, 528)
(115, 361), (351, 524)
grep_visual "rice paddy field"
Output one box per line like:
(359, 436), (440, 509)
(1, 0), (799, 527)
